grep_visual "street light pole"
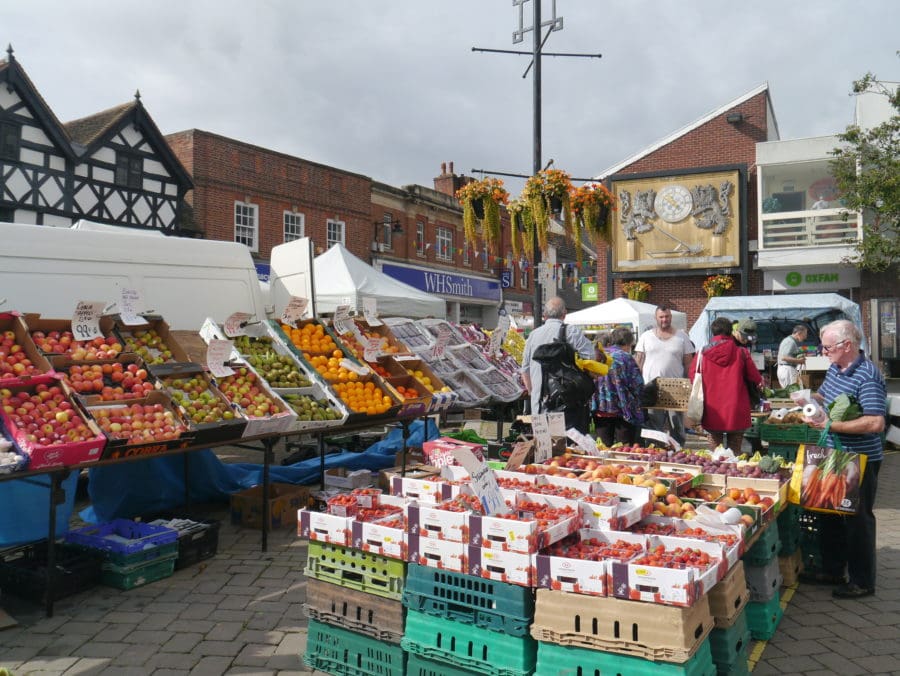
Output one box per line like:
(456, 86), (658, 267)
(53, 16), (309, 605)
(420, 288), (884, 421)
(531, 0), (544, 328)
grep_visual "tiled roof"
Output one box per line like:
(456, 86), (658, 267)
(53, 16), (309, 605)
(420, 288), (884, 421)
(63, 101), (136, 146)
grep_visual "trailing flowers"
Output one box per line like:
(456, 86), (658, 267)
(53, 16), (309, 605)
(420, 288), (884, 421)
(455, 177), (509, 254)
(703, 274), (734, 298)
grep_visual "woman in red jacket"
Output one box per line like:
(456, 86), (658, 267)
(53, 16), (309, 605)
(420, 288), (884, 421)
(689, 317), (763, 453)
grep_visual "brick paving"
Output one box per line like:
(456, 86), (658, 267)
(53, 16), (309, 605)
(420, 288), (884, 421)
(1, 450), (897, 675)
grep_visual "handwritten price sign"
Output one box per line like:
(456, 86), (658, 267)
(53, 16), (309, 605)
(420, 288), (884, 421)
(206, 339), (236, 378)
(450, 446), (510, 515)
(71, 301), (107, 341)
(224, 312), (253, 337)
(118, 288), (146, 326)
(281, 296), (309, 328)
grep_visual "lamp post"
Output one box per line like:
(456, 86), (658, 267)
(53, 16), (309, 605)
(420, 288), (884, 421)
(371, 219), (403, 254)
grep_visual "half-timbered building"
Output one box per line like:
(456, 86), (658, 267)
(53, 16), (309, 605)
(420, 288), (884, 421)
(0, 46), (191, 231)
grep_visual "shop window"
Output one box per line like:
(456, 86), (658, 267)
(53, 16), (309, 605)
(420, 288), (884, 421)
(436, 227), (453, 261)
(462, 238), (470, 265)
(283, 211), (305, 242)
(520, 266), (529, 289)
(234, 201), (258, 252)
(327, 219), (345, 247)
(415, 222), (425, 255)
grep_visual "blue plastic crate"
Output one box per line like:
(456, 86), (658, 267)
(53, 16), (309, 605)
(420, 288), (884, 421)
(64, 519), (178, 558)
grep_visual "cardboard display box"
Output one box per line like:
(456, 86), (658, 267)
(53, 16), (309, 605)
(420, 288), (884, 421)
(422, 436), (485, 468)
(467, 545), (535, 587)
(407, 533), (467, 573)
(706, 560), (750, 628)
(230, 483), (310, 530)
(0, 313), (53, 383)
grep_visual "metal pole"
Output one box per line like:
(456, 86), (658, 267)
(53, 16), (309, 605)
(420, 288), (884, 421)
(532, 0), (543, 329)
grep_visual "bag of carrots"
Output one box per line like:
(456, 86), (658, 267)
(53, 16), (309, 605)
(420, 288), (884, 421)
(788, 420), (867, 515)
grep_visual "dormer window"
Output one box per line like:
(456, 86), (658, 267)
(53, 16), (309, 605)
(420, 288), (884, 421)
(115, 151), (143, 189)
(0, 121), (21, 161)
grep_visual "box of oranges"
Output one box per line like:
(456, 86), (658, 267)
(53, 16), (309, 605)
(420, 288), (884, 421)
(273, 318), (352, 361)
(393, 357), (459, 413)
(329, 374), (402, 424)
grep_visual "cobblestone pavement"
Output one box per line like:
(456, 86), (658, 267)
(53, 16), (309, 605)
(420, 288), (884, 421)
(1, 450), (898, 675)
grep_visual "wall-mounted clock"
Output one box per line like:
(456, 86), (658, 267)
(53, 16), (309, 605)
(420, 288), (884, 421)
(654, 184), (693, 223)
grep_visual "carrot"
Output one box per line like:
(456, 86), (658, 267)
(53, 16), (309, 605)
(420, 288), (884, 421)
(802, 468), (820, 503)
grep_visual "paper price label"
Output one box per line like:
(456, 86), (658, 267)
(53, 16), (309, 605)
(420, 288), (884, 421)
(340, 358), (370, 376)
(489, 314), (511, 356)
(504, 439), (535, 470)
(333, 304), (354, 335)
(224, 312), (253, 337)
(450, 446), (510, 515)
(206, 339), (235, 378)
(548, 412), (566, 436)
(119, 288), (146, 326)
(71, 301), (106, 341)
(430, 326), (451, 359)
(567, 428), (601, 456)
(531, 413), (553, 464)
(640, 428), (681, 452)
(281, 296), (309, 327)
(363, 298), (382, 326)
(363, 336), (383, 362)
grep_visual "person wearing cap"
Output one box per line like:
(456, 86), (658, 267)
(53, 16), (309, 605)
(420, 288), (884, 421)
(776, 325), (808, 388)
(732, 318), (757, 346)
(689, 317), (763, 454)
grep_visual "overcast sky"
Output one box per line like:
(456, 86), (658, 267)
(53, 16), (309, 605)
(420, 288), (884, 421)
(4, 1), (897, 196)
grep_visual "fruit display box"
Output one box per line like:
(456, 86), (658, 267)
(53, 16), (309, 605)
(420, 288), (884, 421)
(725, 476), (786, 518)
(152, 363), (248, 445)
(408, 498), (472, 543)
(578, 480), (653, 530)
(0, 373), (107, 469)
(49, 353), (153, 400)
(438, 369), (492, 408)
(531, 587), (715, 663)
(467, 545), (536, 587)
(655, 519), (744, 569)
(610, 534), (726, 608)
(230, 482), (310, 530)
(24, 313), (119, 359)
(229, 327), (322, 393)
(469, 492), (582, 554)
(391, 473), (445, 502)
(705, 560), (750, 628)
(113, 316), (192, 366)
(213, 366), (297, 437)
(392, 356), (458, 412)
(82, 390), (195, 459)
(535, 528), (648, 596)
(407, 533), (468, 573)
(422, 436), (485, 468)
(0, 313), (53, 383)
(377, 463), (440, 493)
(324, 467), (374, 490)
(279, 381), (349, 433)
(467, 364), (524, 404)
(351, 497), (410, 560)
(382, 317), (434, 350)
(298, 508), (354, 546)
(348, 319), (414, 359)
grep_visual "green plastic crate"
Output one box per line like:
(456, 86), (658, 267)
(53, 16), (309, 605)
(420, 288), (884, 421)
(402, 608), (536, 676)
(402, 563), (534, 637)
(759, 423), (820, 444)
(709, 609), (750, 669)
(743, 520), (780, 566)
(304, 619), (406, 676)
(766, 444), (799, 463)
(776, 504), (800, 555)
(407, 653), (485, 676)
(305, 540), (406, 600)
(716, 643), (751, 676)
(745, 594), (783, 640)
(100, 551), (177, 590)
(534, 638), (717, 676)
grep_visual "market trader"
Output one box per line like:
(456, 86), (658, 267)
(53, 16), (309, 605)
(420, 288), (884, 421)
(521, 296), (594, 433)
(805, 319), (886, 599)
(776, 324), (808, 388)
(634, 305), (695, 445)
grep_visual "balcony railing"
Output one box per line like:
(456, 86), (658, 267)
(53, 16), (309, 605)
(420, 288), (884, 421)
(760, 208), (859, 249)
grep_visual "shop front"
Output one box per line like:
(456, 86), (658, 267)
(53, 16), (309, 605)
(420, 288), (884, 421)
(377, 261), (502, 327)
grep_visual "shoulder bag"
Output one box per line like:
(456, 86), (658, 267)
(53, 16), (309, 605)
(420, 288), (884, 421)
(684, 350), (704, 428)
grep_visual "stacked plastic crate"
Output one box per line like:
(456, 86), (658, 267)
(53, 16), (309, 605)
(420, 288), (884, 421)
(776, 504), (803, 587)
(706, 562), (753, 676)
(300, 489), (409, 676)
(741, 519), (784, 644)
(64, 519), (178, 590)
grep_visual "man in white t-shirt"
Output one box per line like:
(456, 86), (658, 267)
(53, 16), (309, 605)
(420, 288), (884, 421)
(634, 305), (695, 444)
(776, 325), (808, 388)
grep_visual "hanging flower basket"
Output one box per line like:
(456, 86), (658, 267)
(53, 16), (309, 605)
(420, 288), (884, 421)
(572, 182), (615, 245)
(506, 198), (533, 263)
(456, 177), (509, 254)
(703, 274), (734, 298)
(622, 280), (651, 302)
(520, 169), (574, 256)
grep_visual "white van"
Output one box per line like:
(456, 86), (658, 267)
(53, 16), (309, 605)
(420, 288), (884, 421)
(0, 221), (274, 330)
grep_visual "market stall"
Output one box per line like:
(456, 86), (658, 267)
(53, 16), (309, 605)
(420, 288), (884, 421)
(565, 297), (688, 337)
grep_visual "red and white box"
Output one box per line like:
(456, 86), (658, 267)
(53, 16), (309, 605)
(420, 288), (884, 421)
(407, 498), (473, 543)
(469, 492), (581, 554)
(391, 474), (445, 503)
(298, 509), (353, 546)
(468, 546), (536, 587)
(408, 533), (468, 572)
(610, 534), (726, 607)
(423, 436), (485, 468)
(352, 499), (409, 560)
(535, 529), (648, 597)
(579, 481), (652, 530)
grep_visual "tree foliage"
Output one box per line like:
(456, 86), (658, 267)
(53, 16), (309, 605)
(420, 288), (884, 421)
(829, 58), (900, 274)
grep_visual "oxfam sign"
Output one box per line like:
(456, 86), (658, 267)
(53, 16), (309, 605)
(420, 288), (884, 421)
(767, 269), (858, 292)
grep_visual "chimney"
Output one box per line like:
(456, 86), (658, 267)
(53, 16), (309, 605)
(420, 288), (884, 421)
(434, 160), (470, 198)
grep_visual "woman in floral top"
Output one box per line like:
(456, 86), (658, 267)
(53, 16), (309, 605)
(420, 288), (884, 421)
(591, 327), (645, 446)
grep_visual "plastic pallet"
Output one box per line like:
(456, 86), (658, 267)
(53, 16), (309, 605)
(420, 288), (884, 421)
(746, 594), (783, 641)
(305, 577), (405, 644)
(743, 520), (780, 566)
(100, 552), (177, 590)
(402, 563), (534, 637)
(402, 608), (537, 676)
(407, 653), (485, 676)
(709, 609), (750, 669)
(533, 638), (717, 676)
(304, 619), (406, 676)
(0, 540), (104, 603)
(305, 540), (406, 600)
(64, 519), (178, 558)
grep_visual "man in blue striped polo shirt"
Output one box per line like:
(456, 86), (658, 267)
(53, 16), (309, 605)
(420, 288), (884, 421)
(806, 319), (886, 599)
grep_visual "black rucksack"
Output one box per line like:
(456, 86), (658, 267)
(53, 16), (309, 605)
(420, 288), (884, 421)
(532, 323), (596, 413)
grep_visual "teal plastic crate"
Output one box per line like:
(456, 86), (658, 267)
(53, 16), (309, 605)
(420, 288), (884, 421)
(716, 644), (751, 676)
(743, 520), (779, 566)
(534, 638), (717, 676)
(746, 594), (783, 641)
(304, 619), (406, 676)
(776, 504), (800, 555)
(407, 653), (485, 676)
(402, 563), (534, 637)
(402, 609), (536, 676)
(305, 540), (406, 600)
(766, 444), (798, 463)
(100, 551), (177, 590)
(709, 609), (750, 669)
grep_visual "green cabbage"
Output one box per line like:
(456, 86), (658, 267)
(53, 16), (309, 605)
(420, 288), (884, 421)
(827, 394), (862, 421)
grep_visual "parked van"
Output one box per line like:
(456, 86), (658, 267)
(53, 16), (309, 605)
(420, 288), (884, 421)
(0, 221), (272, 330)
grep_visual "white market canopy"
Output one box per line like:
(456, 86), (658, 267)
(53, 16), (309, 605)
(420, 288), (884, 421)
(565, 297), (687, 335)
(314, 243), (446, 319)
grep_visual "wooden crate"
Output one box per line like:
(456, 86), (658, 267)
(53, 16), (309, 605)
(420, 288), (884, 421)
(653, 378), (691, 411)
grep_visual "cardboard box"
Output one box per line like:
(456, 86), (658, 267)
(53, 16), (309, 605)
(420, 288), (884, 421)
(298, 509), (353, 545)
(407, 501), (470, 543)
(422, 436), (485, 468)
(407, 533), (467, 572)
(532, 588), (714, 662)
(778, 549), (803, 588)
(113, 316), (192, 365)
(324, 468), (374, 490)
(706, 560), (750, 628)
(378, 464), (439, 493)
(230, 483), (310, 530)
(468, 545), (535, 587)
(469, 492), (581, 554)
(23, 313), (117, 357)
(391, 474), (445, 503)
(579, 480), (652, 530)
(0, 313), (53, 383)
(352, 510), (408, 561)
(725, 476), (786, 518)
(535, 529), (647, 596)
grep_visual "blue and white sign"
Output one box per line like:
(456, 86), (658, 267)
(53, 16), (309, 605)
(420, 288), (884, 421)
(501, 270), (513, 289)
(255, 263), (271, 282)
(381, 263), (501, 302)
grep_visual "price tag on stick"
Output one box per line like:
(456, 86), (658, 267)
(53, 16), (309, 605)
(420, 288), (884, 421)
(567, 428), (601, 456)
(119, 288), (146, 326)
(531, 413), (553, 464)
(363, 297), (382, 326)
(224, 312), (253, 337)
(281, 296), (309, 328)
(333, 304), (354, 335)
(430, 326), (451, 359)
(206, 339), (236, 378)
(489, 314), (511, 356)
(450, 446), (510, 515)
(71, 300), (107, 341)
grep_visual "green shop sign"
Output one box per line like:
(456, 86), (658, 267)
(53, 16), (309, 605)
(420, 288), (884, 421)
(767, 268), (859, 292)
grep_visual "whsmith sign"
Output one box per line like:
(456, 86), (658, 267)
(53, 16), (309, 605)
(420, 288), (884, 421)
(765, 268), (860, 292)
(380, 263), (501, 302)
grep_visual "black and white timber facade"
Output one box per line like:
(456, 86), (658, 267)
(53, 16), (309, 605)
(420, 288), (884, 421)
(0, 46), (191, 231)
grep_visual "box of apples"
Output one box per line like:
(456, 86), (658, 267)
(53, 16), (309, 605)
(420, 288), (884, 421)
(0, 374), (107, 469)
(0, 313), (53, 383)
(112, 316), (193, 367)
(25, 314), (120, 360)
(49, 353), (155, 401)
(82, 390), (194, 459)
